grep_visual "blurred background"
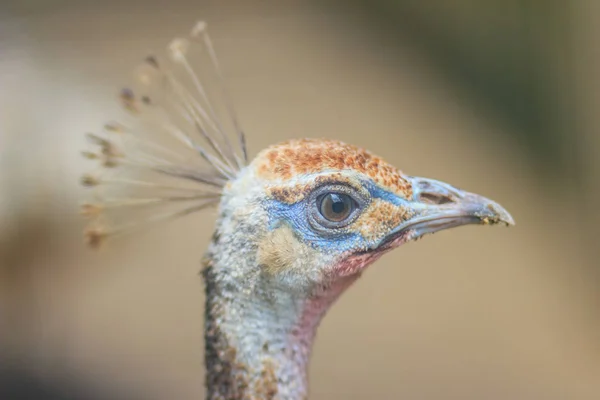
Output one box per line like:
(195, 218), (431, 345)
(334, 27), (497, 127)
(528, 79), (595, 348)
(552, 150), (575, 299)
(1, 0), (599, 399)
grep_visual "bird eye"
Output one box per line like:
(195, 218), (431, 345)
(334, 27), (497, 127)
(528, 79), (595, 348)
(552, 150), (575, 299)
(307, 184), (366, 232)
(318, 193), (355, 223)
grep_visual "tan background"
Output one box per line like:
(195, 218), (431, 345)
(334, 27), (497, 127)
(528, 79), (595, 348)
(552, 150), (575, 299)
(1, 1), (599, 399)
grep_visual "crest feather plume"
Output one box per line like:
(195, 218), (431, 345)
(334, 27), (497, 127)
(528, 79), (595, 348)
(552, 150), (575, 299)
(80, 21), (247, 248)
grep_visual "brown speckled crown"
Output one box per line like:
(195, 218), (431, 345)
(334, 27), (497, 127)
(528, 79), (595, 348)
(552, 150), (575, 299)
(255, 138), (413, 198)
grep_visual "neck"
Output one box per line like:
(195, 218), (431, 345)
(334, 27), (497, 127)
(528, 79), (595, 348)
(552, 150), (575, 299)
(202, 258), (358, 400)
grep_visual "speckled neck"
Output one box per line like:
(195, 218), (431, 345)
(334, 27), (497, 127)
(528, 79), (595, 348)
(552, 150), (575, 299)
(198, 167), (367, 399)
(201, 255), (359, 400)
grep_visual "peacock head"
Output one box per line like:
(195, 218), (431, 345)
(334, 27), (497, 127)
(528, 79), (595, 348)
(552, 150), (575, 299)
(219, 138), (514, 292)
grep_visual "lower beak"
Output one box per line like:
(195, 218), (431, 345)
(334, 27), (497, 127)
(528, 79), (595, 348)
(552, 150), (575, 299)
(385, 177), (515, 243)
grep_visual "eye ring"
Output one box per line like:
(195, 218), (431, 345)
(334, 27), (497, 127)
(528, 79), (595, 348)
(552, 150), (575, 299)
(308, 184), (366, 231)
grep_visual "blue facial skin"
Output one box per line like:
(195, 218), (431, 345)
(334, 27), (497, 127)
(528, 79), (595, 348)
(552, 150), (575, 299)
(363, 180), (411, 206)
(264, 179), (415, 253)
(265, 199), (364, 253)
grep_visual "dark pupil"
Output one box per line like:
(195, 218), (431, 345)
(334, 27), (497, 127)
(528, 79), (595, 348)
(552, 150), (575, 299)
(331, 197), (345, 214)
(320, 193), (352, 222)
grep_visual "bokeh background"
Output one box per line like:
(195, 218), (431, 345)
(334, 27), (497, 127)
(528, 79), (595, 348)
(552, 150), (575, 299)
(1, 0), (599, 399)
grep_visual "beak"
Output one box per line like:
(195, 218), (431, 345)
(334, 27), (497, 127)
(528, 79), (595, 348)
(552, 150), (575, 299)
(383, 176), (515, 244)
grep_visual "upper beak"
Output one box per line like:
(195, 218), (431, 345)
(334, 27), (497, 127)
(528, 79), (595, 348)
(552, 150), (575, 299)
(387, 176), (515, 242)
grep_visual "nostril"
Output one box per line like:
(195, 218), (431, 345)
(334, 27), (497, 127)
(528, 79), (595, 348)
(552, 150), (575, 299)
(419, 192), (454, 205)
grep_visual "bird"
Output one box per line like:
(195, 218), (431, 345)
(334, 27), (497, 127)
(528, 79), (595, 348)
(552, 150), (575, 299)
(80, 21), (515, 400)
